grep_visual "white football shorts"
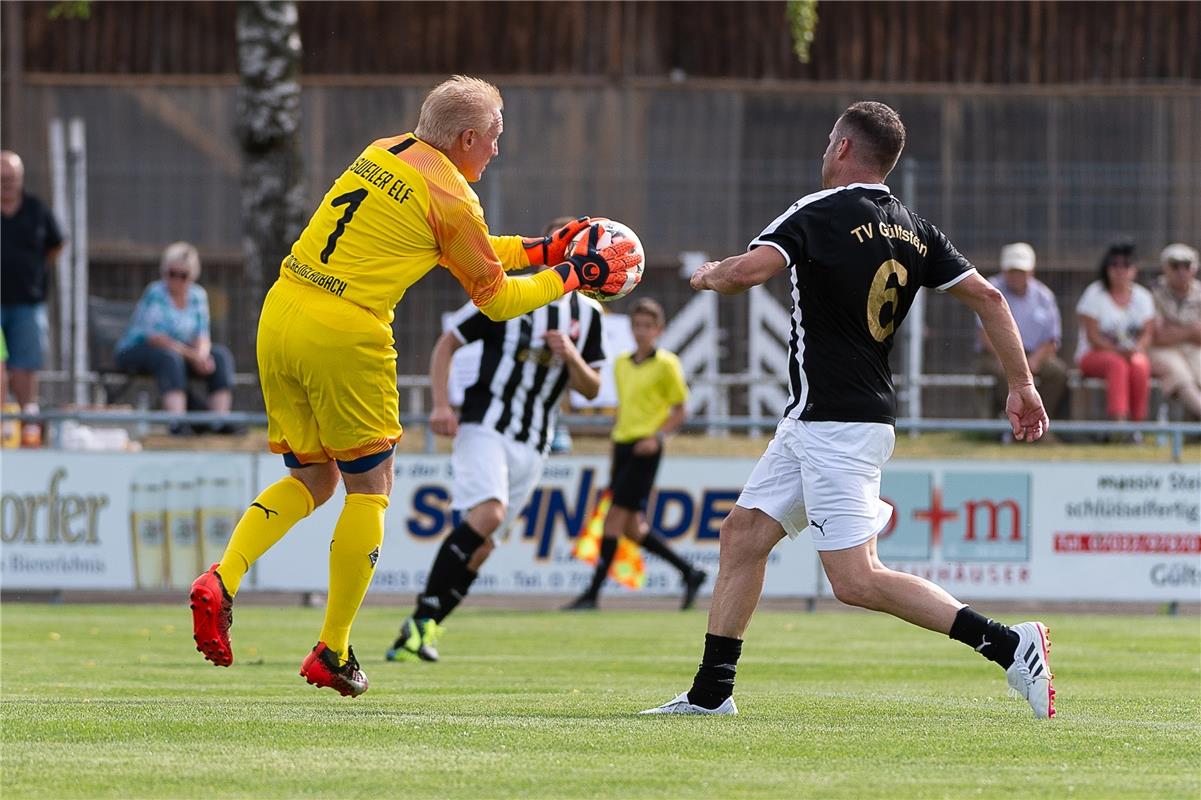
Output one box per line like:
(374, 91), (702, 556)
(451, 423), (545, 535)
(737, 418), (895, 551)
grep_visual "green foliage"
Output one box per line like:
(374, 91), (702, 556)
(786, 0), (820, 65)
(2, 605), (1198, 798)
(47, 1), (91, 21)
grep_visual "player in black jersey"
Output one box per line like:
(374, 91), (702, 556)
(642, 102), (1056, 719)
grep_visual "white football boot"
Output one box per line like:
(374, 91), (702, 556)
(1005, 621), (1056, 719)
(639, 691), (737, 716)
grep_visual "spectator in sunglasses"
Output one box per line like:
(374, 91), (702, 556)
(1149, 243), (1201, 419)
(115, 241), (237, 434)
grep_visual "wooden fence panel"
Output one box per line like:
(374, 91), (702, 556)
(16, 1), (1201, 83)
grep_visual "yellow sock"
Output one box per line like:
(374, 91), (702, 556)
(319, 493), (388, 662)
(217, 476), (315, 596)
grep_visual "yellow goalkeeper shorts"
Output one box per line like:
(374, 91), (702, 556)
(256, 278), (402, 465)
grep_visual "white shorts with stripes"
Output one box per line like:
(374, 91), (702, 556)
(451, 423), (545, 534)
(737, 418), (895, 551)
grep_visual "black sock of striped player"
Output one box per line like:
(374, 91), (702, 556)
(948, 606), (1019, 668)
(640, 532), (693, 577)
(439, 568), (479, 622)
(687, 633), (742, 709)
(414, 522), (484, 623)
(583, 537), (619, 599)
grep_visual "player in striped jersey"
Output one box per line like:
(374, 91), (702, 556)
(189, 77), (639, 697)
(387, 219), (608, 663)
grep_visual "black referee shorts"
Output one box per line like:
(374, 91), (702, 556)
(608, 440), (662, 512)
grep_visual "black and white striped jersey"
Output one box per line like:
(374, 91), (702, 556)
(449, 292), (606, 452)
(751, 182), (975, 425)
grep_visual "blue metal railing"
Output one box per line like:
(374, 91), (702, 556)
(6, 409), (1199, 463)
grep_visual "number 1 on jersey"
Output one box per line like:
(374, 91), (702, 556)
(320, 188), (368, 264)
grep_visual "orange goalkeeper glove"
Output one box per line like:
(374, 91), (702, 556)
(554, 227), (642, 295)
(522, 216), (592, 267)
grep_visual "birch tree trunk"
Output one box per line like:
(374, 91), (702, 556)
(236, 0), (304, 311)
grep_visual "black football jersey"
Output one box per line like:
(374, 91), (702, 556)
(751, 183), (975, 424)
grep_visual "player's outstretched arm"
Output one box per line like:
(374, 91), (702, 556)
(487, 219), (593, 272)
(428, 331), (463, 437)
(1004, 384), (1049, 442)
(443, 237), (566, 321)
(545, 330), (601, 400)
(490, 236), (538, 271)
(488, 217), (593, 272)
(948, 272), (1049, 441)
(435, 187), (577, 318)
(690, 246), (786, 295)
(519, 217), (592, 267)
(489, 218), (587, 272)
(468, 237), (636, 321)
(446, 214), (638, 321)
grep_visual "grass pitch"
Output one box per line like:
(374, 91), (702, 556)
(2, 604), (1198, 799)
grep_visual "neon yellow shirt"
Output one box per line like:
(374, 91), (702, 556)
(283, 133), (560, 324)
(612, 349), (689, 443)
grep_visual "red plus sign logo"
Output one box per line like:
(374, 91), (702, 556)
(913, 487), (958, 547)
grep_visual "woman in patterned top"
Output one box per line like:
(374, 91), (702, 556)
(115, 241), (237, 433)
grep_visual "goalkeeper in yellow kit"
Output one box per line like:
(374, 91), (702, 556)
(188, 75), (640, 697)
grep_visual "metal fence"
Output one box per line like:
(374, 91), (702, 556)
(7, 81), (1199, 416)
(11, 83), (1198, 260)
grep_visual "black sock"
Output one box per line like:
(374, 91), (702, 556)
(584, 537), (619, 599)
(687, 633), (743, 709)
(640, 532), (693, 577)
(948, 606), (1019, 668)
(414, 522), (485, 622)
(439, 568), (479, 622)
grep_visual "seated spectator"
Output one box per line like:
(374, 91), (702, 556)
(115, 242), (237, 434)
(1148, 243), (1201, 419)
(975, 242), (1068, 423)
(1075, 241), (1155, 423)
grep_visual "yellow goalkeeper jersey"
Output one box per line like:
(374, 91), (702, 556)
(282, 133), (542, 324)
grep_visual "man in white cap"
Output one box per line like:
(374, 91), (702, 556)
(1149, 243), (1201, 419)
(975, 242), (1067, 426)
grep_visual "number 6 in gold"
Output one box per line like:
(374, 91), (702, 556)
(866, 259), (909, 342)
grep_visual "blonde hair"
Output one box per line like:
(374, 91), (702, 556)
(415, 75), (503, 150)
(160, 241), (201, 281)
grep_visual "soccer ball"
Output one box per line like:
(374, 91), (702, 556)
(566, 218), (645, 302)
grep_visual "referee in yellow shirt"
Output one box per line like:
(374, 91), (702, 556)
(188, 75), (641, 697)
(566, 298), (707, 611)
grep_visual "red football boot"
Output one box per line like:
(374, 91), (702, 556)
(300, 643), (368, 698)
(190, 563), (233, 667)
